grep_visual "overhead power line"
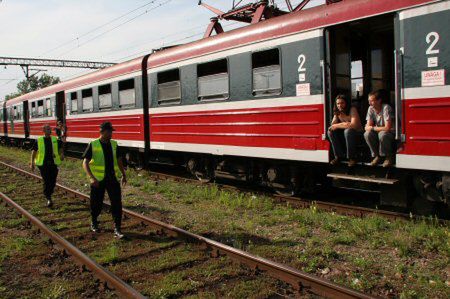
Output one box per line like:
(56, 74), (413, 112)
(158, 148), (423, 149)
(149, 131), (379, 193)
(39, 0), (161, 57)
(56, 0), (173, 58)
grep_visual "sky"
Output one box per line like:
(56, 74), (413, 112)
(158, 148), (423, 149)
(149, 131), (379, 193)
(0, 0), (324, 99)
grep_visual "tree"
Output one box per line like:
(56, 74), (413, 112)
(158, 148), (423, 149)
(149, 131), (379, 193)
(5, 73), (60, 101)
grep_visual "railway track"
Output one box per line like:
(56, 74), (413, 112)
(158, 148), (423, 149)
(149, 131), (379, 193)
(0, 160), (375, 299)
(0, 190), (145, 299)
(148, 168), (449, 224)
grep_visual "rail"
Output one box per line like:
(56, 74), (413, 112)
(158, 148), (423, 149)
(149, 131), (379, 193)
(0, 190), (146, 299)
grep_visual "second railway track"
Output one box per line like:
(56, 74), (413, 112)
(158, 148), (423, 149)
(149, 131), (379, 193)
(0, 160), (375, 299)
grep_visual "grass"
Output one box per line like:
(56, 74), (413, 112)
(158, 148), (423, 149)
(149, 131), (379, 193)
(0, 146), (449, 298)
(0, 235), (35, 264)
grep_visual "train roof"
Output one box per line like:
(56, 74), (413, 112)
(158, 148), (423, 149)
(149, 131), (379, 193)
(6, 0), (435, 107)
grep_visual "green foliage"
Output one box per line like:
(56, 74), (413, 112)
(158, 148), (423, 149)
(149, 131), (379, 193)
(5, 73), (60, 101)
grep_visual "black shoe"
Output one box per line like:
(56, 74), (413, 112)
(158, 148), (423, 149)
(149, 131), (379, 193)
(47, 199), (53, 208)
(91, 222), (100, 233)
(114, 228), (124, 239)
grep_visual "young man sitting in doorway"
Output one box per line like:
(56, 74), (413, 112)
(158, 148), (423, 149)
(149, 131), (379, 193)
(364, 90), (396, 167)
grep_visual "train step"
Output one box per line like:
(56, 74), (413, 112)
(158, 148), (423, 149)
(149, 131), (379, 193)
(327, 173), (399, 185)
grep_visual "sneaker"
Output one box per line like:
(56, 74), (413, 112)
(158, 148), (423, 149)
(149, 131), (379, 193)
(91, 222), (100, 233)
(46, 199), (53, 208)
(348, 159), (357, 167)
(330, 157), (340, 166)
(114, 228), (124, 239)
(370, 156), (381, 166)
(382, 156), (394, 168)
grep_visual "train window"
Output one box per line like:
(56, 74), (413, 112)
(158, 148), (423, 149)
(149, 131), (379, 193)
(252, 48), (281, 96)
(198, 59), (229, 101)
(46, 98), (52, 117)
(37, 100), (44, 117)
(82, 89), (93, 112)
(70, 92), (78, 114)
(17, 106), (22, 120)
(119, 79), (135, 108)
(351, 60), (363, 100)
(157, 69), (181, 105)
(371, 49), (384, 91)
(99, 84), (112, 110)
(13, 106), (17, 120)
(30, 102), (36, 118)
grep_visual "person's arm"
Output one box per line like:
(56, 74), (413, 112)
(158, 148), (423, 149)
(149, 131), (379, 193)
(373, 120), (392, 132)
(82, 144), (98, 187)
(348, 107), (362, 130)
(30, 151), (37, 171)
(82, 158), (98, 187)
(58, 140), (64, 161)
(330, 115), (338, 125)
(30, 141), (37, 170)
(117, 146), (127, 186)
(328, 115), (341, 131)
(365, 108), (374, 132)
(118, 158), (127, 186)
(373, 105), (393, 132)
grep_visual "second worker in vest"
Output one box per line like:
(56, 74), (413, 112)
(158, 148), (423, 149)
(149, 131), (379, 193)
(82, 122), (127, 239)
(30, 124), (64, 208)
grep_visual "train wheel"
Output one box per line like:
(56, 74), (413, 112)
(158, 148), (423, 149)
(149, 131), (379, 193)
(273, 183), (297, 197)
(266, 167), (300, 197)
(187, 157), (215, 183)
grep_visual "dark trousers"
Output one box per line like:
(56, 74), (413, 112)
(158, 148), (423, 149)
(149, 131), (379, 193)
(38, 164), (58, 200)
(328, 128), (363, 159)
(90, 179), (122, 228)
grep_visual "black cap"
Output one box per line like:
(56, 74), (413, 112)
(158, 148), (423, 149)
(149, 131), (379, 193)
(100, 122), (115, 132)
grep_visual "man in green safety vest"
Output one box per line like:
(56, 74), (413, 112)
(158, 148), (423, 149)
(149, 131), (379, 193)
(82, 122), (127, 239)
(30, 124), (64, 207)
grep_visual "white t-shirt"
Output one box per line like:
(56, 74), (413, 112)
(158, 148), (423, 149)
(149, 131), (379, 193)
(366, 104), (395, 130)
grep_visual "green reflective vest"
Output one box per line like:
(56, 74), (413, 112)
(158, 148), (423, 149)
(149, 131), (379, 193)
(89, 139), (121, 181)
(35, 136), (61, 167)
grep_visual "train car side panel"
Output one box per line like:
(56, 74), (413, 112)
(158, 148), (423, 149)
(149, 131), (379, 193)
(397, 1), (450, 171)
(148, 31), (329, 163)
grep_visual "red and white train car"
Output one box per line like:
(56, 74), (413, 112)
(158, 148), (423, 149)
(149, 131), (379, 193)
(3, 0), (450, 210)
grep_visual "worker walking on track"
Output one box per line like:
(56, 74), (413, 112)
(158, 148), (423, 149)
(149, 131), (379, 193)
(30, 124), (64, 208)
(82, 122), (127, 239)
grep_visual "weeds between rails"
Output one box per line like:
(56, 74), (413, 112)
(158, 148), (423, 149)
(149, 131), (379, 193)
(0, 190), (144, 298)
(0, 201), (119, 299)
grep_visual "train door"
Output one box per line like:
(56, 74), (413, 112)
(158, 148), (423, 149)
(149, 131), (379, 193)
(1, 104), (6, 136)
(55, 91), (66, 123)
(325, 13), (396, 160)
(23, 101), (29, 138)
(9, 106), (14, 134)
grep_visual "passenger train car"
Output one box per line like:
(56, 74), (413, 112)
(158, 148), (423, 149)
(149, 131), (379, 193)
(1, 0), (449, 210)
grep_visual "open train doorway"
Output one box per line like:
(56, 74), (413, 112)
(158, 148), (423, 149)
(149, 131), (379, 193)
(55, 91), (66, 123)
(324, 13), (396, 160)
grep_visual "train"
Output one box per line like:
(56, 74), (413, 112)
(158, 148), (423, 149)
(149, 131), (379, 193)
(1, 0), (449, 212)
